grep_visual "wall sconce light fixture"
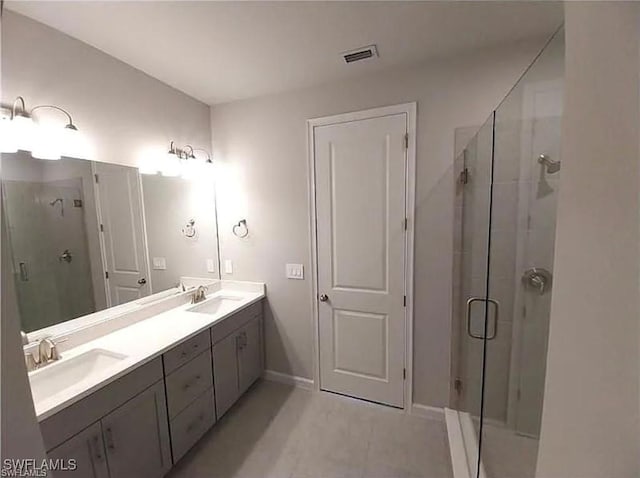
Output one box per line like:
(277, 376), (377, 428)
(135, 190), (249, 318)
(142, 141), (213, 178)
(0, 96), (89, 160)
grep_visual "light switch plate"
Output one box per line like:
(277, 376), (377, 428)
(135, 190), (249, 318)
(206, 259), (215, 273)
(286, 263), (304, 280)
(224, 259), (233, 274)
(152, 257), (167, 270)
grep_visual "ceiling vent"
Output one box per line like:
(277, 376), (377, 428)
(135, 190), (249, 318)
(342, 45), (378, 64)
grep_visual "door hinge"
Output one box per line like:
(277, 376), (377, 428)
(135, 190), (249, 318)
(404, 133), (409, 150)
(459, 168), (469, 185)
(94, 173), (99, 183)
(404, 217), (408, 231)
(517, 388), (521, 401)
(100, 224), (104, 232)
(454, 378), (463, 395)
(403, 295), (406, 307)
(403, 368), (406, 380)
(105, 271), (109, 279)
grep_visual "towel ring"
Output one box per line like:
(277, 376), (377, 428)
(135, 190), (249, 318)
(182, 219), (197, 238)
(232, 219), (249, 238)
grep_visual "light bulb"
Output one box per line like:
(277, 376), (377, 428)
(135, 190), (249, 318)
(161, 151), (181, 177)
(0, 116), (18, 153)
(31, 123), (61, 160)
(12, 115), (34, 152)
(61, 125), (89, 159)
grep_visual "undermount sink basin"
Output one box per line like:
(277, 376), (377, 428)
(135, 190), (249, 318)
(29, 348), (127, 404)
(187, 295), (243, 315)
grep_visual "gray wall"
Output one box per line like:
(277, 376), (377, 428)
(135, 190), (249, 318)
(536, 3), (640, 477)
(211, 39), (549, 407)
(1, 11), (211, 170)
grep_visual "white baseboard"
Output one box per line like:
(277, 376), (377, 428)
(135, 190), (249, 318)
(445, 408), (471, 478)
(445, 408), (487, 478)
(263, 369), (314, 391)
(411, 403), (445, 421)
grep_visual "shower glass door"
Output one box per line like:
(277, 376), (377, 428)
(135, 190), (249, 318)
(479, 28), (564, 478)
(455, 113), (495, 475)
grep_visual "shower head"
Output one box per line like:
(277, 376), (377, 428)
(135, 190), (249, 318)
(538, 154), (561, 174)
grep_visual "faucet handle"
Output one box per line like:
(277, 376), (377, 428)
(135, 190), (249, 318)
(25, 352), (39, 372)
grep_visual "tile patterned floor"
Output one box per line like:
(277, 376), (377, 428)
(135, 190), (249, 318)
(169, 381), (453, 478)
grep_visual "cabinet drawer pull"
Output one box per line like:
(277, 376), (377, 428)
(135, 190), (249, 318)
(182, 374), (202, 391)
(186, 413), (206, 433)
(91, 435), (103, 461)
(105, 428), (115, 451)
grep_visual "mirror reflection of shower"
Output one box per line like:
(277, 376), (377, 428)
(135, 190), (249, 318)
(537, 154), (560, 199)
(49, 197), (64, 216)
(538, 154), (561, 174)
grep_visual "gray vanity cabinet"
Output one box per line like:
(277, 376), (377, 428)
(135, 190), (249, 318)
(101, 380), (172, 478)
(238, 317), (263, 395)
(212, 311), (263, 418)
(47, 422), (109, 478)
(212, 331), (241, 418)
(40, 358), (171, 478)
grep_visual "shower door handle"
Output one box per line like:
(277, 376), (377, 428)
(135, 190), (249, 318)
(466, 297), (499, 340)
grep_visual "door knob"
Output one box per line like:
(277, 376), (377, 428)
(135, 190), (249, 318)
(137, 278), (147, 285)
(319, 294), (329, 302)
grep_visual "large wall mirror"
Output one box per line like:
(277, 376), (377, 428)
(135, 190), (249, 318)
(1, 152), (220, 338)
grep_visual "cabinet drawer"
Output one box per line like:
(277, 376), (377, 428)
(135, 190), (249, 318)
(170, 388), (216, 463)
(163, 330), (211, 374)
(165, 349), (213, 419)
(211, 300), (263, 345)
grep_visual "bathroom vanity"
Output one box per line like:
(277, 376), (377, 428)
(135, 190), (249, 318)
(29, 282), (265, 477)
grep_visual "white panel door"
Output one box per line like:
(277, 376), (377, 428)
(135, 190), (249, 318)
(315, 112), (407, 408)
(94, 162), (151, 306)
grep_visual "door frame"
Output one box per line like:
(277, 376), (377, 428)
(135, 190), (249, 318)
(306, 102), (417, 411)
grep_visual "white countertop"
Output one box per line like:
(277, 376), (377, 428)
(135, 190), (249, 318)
(29, 282), (265, 421)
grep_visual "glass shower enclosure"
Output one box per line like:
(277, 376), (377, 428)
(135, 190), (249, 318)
(450, 28), (564, 478)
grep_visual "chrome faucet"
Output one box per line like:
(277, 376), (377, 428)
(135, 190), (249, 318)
(191, 285), (208, 304)
(39, 337), (60, 364)
(25, 337), (60, 371)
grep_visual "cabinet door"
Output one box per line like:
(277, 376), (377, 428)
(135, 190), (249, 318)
(47, 422), (109, 478)
(102, 381), (171, 478)
(212, 332), (240, 418)
(238, 317), (263, 394)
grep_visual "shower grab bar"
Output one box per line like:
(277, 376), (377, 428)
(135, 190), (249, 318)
(466, 297), (499, 340)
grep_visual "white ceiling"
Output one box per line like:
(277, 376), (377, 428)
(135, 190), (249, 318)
(7, 1), (563, 105)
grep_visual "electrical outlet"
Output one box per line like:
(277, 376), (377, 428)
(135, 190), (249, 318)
(152, 257), (167, 270)
(224, 259), (233, 274)
(206, 259), (215, 273)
